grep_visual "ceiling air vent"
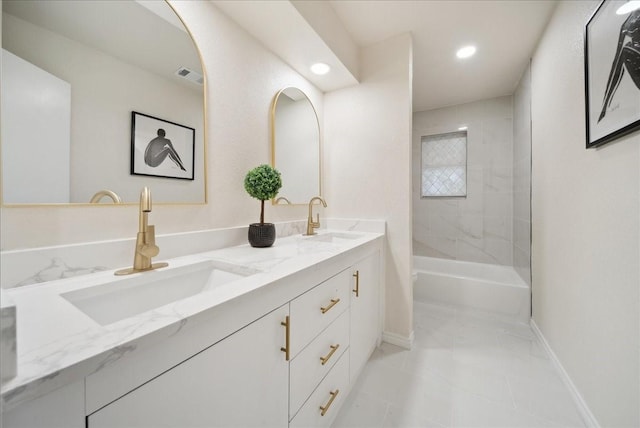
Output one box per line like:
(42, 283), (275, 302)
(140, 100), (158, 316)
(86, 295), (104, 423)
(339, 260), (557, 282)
(175, 67), (204, 85)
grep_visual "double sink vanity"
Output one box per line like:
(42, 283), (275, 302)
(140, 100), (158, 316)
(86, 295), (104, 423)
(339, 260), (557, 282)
(0, 2), (379, 425)
(1, 222), (384, 428)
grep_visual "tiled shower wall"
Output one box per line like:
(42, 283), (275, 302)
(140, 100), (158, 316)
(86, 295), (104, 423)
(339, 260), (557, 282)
(513, 64), (532, 286)
(412, 96), (514, 265)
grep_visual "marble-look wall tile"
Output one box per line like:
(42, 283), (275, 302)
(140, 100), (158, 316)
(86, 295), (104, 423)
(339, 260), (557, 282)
(457, 237), (500, 265)
(484, 167), (512, 193)
(513, 218), (531, 253)
(413, 96), (515, 266)
(513, 247), (531, 286)
(429, 213), (461, 239)
(484, 216), (512, 241)
(460, 215), (483, 240)
(512, 63), (532, 286)
(417, 237), (457, 259)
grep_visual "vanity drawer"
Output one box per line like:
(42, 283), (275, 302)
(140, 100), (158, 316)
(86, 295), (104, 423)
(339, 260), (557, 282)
(289, 349), (349, 428)
(290, 308), (349, 420)
(290, 268), (350, 357)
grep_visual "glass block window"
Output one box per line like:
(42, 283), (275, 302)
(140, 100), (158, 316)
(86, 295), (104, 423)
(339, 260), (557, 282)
(421, 131), (467, 197)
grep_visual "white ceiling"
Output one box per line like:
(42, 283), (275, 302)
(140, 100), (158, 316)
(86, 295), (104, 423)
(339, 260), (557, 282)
(329, 0), (558, 112)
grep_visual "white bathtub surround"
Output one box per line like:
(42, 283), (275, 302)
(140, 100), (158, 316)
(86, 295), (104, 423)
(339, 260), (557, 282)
(332, 301), (585, 428)
(413, 96), (514, 266)
(0, 290), (17, 382)
(512, 62), (532, 287)
(1, 226), (384, 413)
(413, 256), (530, 323)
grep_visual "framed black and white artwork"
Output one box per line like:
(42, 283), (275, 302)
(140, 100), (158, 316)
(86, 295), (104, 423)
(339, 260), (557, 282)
(584, 0), (640, 148)
(131, 111), (195, 180)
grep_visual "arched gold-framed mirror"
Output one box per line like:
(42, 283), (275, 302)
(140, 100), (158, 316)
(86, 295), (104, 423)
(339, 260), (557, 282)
(270, 87), (321, 205)
(1, 0), (206, 205)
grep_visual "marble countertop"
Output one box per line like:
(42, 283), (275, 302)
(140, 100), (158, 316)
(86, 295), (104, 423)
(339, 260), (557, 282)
(0, 228), (383, 411)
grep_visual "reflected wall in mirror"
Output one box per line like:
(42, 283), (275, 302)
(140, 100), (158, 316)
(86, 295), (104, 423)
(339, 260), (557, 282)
(1, 0), (206, 205)
(271, 87), (320, 205)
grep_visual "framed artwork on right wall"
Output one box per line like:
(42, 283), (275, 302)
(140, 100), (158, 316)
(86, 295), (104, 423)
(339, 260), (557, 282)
(584, 0), (640, 148)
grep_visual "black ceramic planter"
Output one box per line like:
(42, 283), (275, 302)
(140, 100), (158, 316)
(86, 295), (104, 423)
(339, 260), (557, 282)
(248, 223), (276, 248)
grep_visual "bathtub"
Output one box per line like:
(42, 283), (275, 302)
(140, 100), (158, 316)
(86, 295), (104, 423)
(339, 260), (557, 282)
(413, 256), (531, 323)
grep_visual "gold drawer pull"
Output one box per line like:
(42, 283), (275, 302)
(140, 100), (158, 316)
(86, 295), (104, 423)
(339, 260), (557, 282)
(319, 389), (339, 416)
(320, 298), (340, 314)
(320, 344), (340, 365)
(353, 270), (360, 297)
(280, 316), (290, 361)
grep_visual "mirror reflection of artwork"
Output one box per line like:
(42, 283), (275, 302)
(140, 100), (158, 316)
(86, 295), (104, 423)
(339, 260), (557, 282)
(144, 129), (187, 171)
(585, 0), (640, 148)
(131, 111), (195, 180)
(1, 0), (205, 204)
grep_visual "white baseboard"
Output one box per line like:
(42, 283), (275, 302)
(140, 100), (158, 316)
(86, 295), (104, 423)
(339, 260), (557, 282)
(382, 330), (414, 350)
(530, 319), (600, 428)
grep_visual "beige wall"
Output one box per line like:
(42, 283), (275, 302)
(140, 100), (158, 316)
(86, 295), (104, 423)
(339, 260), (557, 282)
(0, 1), (321, 250)
(324, 33), (413, 342)
(531, 1), (639, 426)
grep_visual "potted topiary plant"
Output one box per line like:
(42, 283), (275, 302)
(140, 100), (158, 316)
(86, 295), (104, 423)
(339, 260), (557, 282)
(244, 164), (282, 247)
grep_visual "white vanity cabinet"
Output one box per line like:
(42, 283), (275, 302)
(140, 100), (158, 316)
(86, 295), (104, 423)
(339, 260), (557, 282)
(288, 269), (351, 424)
(288, 250), (381, 427)
(88, 304), (290, 428)
(1, 381), (85, 428)
(2, 238), (384, 428)
(349, 252), (380, 383)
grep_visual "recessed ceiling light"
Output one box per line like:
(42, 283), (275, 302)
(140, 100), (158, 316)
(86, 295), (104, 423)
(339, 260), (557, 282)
(458, 126), (468, 131)
(616, 1), (640, 14)
(456, 45), (476, 59)
(310, 63), (330, 75)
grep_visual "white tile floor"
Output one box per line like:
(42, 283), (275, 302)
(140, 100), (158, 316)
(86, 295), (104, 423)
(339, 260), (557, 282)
(332, 301), (586, 428)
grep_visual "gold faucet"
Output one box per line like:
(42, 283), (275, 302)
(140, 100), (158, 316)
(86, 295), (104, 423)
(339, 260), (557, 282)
(89, 189), (122, 204)
(305, 196), (327, 236)
(115, 187), (168, 275)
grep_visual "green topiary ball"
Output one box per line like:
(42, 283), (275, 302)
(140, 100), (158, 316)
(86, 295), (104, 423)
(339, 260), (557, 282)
(244, 164), (282, 201)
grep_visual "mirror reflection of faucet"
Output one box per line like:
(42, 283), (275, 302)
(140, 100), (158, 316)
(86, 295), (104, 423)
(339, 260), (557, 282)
(89, 189), (122, 204)
(305, 196), (327, 236)
(275, 196), (292, 205)
(115, 187), (168, 275)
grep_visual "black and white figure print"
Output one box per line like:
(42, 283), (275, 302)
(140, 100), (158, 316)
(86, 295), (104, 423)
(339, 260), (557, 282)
(586, 0), (640, 148)
(144, 129), (187, 171)
(131, 111), (195, 180)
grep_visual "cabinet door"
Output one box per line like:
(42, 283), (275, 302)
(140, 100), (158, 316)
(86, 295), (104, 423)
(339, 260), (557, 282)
(2, 381), (84, 428)
(349, 251), (380, 383)
(88, 305), (289, 428)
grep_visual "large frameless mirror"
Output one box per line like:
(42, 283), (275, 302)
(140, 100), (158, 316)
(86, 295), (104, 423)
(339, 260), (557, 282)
(270, 87), (320, 205)
(1, 0), (206, 205)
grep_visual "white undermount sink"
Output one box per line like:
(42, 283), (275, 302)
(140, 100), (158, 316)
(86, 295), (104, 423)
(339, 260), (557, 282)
(61, 260), (255, 326)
